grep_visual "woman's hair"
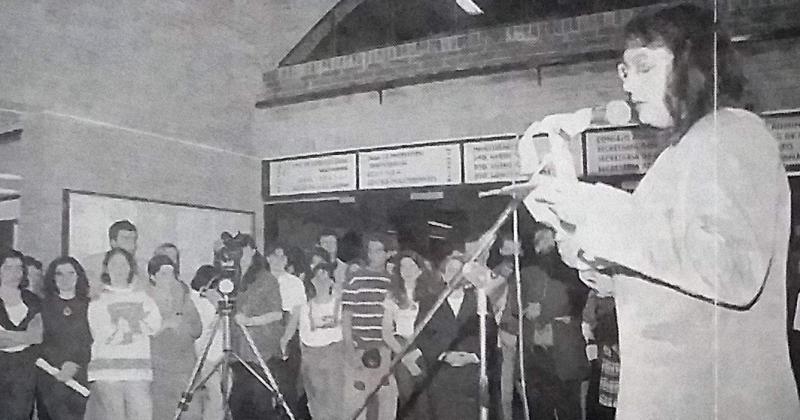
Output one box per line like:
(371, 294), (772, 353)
(240, 250), (265, 290)
(284, 245), (310, 279)
(191, 264), (218, 292)
(308, 246), (332, 266)
(44, 256), (90, 299)
(101, 248), (137, 285)
(147, 254), (178, 281)
(391, 250), (430, 306)
(305, 261), (336, 299)
(624, 4), (748, 141)
(0, 249), (28, 290)
(154, 242), (180, 274)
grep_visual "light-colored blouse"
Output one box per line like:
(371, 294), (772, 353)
(535, 109), (800, 419)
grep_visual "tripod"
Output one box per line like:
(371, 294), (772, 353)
(173, 291), (296, 420)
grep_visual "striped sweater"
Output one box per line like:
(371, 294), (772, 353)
(341, 268), (391, 348)
(87, 287), (162, 382)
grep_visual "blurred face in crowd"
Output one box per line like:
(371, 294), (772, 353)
(311, 267), (333, 294)
(155, 246), (179, 266)
(499, 238), (521, 258)
(399, 257), (422, 283)
(107, 253), (133, 288)
(619, 41), (675, 128)
(399, 256), (422, 297)
(266, 247), (287, 272)
(366, 240), (389, 270)
(240, 243), (256, 266)
(151, 264), (177, 288)
(533, 229), (556, 255)
(111, 229), (138, 255)
(319, 235), (338, 258)
(310, 253), (327, 270)
(0, 257), (24, 289)
(54, 263), (78, 297)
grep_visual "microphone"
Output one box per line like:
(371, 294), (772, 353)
(589, 100), (634, 127)
(557, 100), (635, 137)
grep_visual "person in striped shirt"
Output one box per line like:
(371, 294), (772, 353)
(341, 232), (397, 420)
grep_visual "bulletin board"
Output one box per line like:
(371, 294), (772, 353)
(63, 189), (254, 280)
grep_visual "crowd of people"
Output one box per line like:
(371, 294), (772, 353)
(0, 216), (624, 420)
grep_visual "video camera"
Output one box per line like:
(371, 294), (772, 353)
(213, 231), (254, 290)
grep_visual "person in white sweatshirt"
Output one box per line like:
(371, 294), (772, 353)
(85, 248), (161, 420)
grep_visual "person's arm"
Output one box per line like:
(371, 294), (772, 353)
(0, 313), (43, 347)
(538, 119), (777, 309)
(141, 296), (162, 336)
(341, 309), (361, 367)
(241, 311), (283, 326)
(87, 300), (114, 346)
(279, 304), (301, 356)
(381, 300), (403, 355)
(414, 301), (448, 367)
(183, 298), (203, 340)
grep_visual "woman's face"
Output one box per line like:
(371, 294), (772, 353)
(151, 264), (176, 288)
(55, 263), (78, 295)
(399, 257), (422, 284)
(107, 253), (132, 288)
(312, 268), (333, 290)
(0, 257), (24, 288)
(266, 248), (287, 270)
(442, 258), (463, 285)
(619, 41), (675, 128)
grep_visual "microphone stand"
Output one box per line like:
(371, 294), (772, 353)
(348, 193), (526, 420)
(476, 287), (490, 420)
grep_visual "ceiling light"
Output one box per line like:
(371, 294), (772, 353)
(427, 220), (453, 229)
(456, 0), (484, 15)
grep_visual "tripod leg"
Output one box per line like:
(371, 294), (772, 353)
(174, 316), (223, 420)
(234, 319), (296, 420)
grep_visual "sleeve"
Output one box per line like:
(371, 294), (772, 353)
(182, 297), (203, 340)
(88, 300), (114, 344)
(414, 306), (445, 367)
(286, 278), (307, 311)
(573, 119), (780, 309)
(340, 278), (358, 313)
(141, 295), (162, 336)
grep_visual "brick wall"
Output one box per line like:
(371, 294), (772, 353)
(259, 0), (800, 107)
(253, 34), (800, 159)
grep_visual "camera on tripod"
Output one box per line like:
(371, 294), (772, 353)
(213, 231), (253, 292)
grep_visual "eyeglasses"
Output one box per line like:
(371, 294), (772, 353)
(617, 48), (672, 81)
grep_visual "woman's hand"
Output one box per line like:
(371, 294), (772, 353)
(55, 361), (80, 383)
(526, 177), (587, 230)
(234, 313), (251, 327)
(279, 335), (291, 359)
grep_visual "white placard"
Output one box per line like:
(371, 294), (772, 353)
(358, 144), (461, 189)
(463, 138), (527, 184)
(585, 128), (666, 176)
(269, 154), (357, 196)
(765, 114), (800, 167)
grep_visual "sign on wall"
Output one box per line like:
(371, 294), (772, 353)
(463, 138), (526, 184)
(358, 144), (462, 189)
(268, 153), (357, 196)
(765, 113), (800, 167)
(584, 128), (666, 176)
